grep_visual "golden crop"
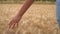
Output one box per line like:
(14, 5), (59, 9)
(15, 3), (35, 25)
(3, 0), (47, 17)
(0, 4), (60, 34)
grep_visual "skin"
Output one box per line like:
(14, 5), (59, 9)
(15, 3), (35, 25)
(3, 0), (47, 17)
(9, 0), (34, 29)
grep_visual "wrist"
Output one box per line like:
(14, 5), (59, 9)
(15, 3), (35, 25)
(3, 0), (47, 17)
(15, 14), (22, 19)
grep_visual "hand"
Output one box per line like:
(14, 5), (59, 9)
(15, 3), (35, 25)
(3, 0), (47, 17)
(9, 16), (21, 29)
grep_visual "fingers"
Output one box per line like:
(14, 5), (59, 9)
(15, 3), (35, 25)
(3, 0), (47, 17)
(8, 18), (19, 29)
(9, 21), (13, 28)
(12, 23), (18, 28)
(12, 23), (18, 29)
(17, 22), (18, 28)
(9, 22), (18, 29)
(12, 23), (15, 29)
(9, 23), (15, 29)
(9, 20), (14, 28)
(9, 22), (15, 29)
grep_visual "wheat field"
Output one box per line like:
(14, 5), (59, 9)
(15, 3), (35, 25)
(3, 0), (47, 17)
(0, 4), (60, 34)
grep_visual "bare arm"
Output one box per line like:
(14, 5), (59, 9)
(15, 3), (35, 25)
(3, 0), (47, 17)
(9, 0), (34, 29)
(17, 0), (34, 16)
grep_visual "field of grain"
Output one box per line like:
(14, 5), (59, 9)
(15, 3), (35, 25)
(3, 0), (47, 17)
(0, 4), (60, 34)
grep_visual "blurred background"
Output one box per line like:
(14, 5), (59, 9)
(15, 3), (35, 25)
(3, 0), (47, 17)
(0, 0), (60, 34)
(0, 0), (56, 4)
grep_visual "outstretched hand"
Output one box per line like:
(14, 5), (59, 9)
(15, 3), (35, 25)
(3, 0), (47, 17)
(9, 16), (21, 29)
(8, 0), (34, 29)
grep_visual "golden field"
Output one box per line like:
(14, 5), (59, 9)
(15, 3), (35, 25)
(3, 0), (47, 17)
(0, 4), (60, 34)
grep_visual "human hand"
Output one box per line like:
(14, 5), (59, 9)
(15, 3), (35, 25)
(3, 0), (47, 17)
(9, 16), (21, 29)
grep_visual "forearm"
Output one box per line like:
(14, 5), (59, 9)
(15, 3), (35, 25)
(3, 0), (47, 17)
(9, 0), (34, 28)
(17, 0), (34, 17)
